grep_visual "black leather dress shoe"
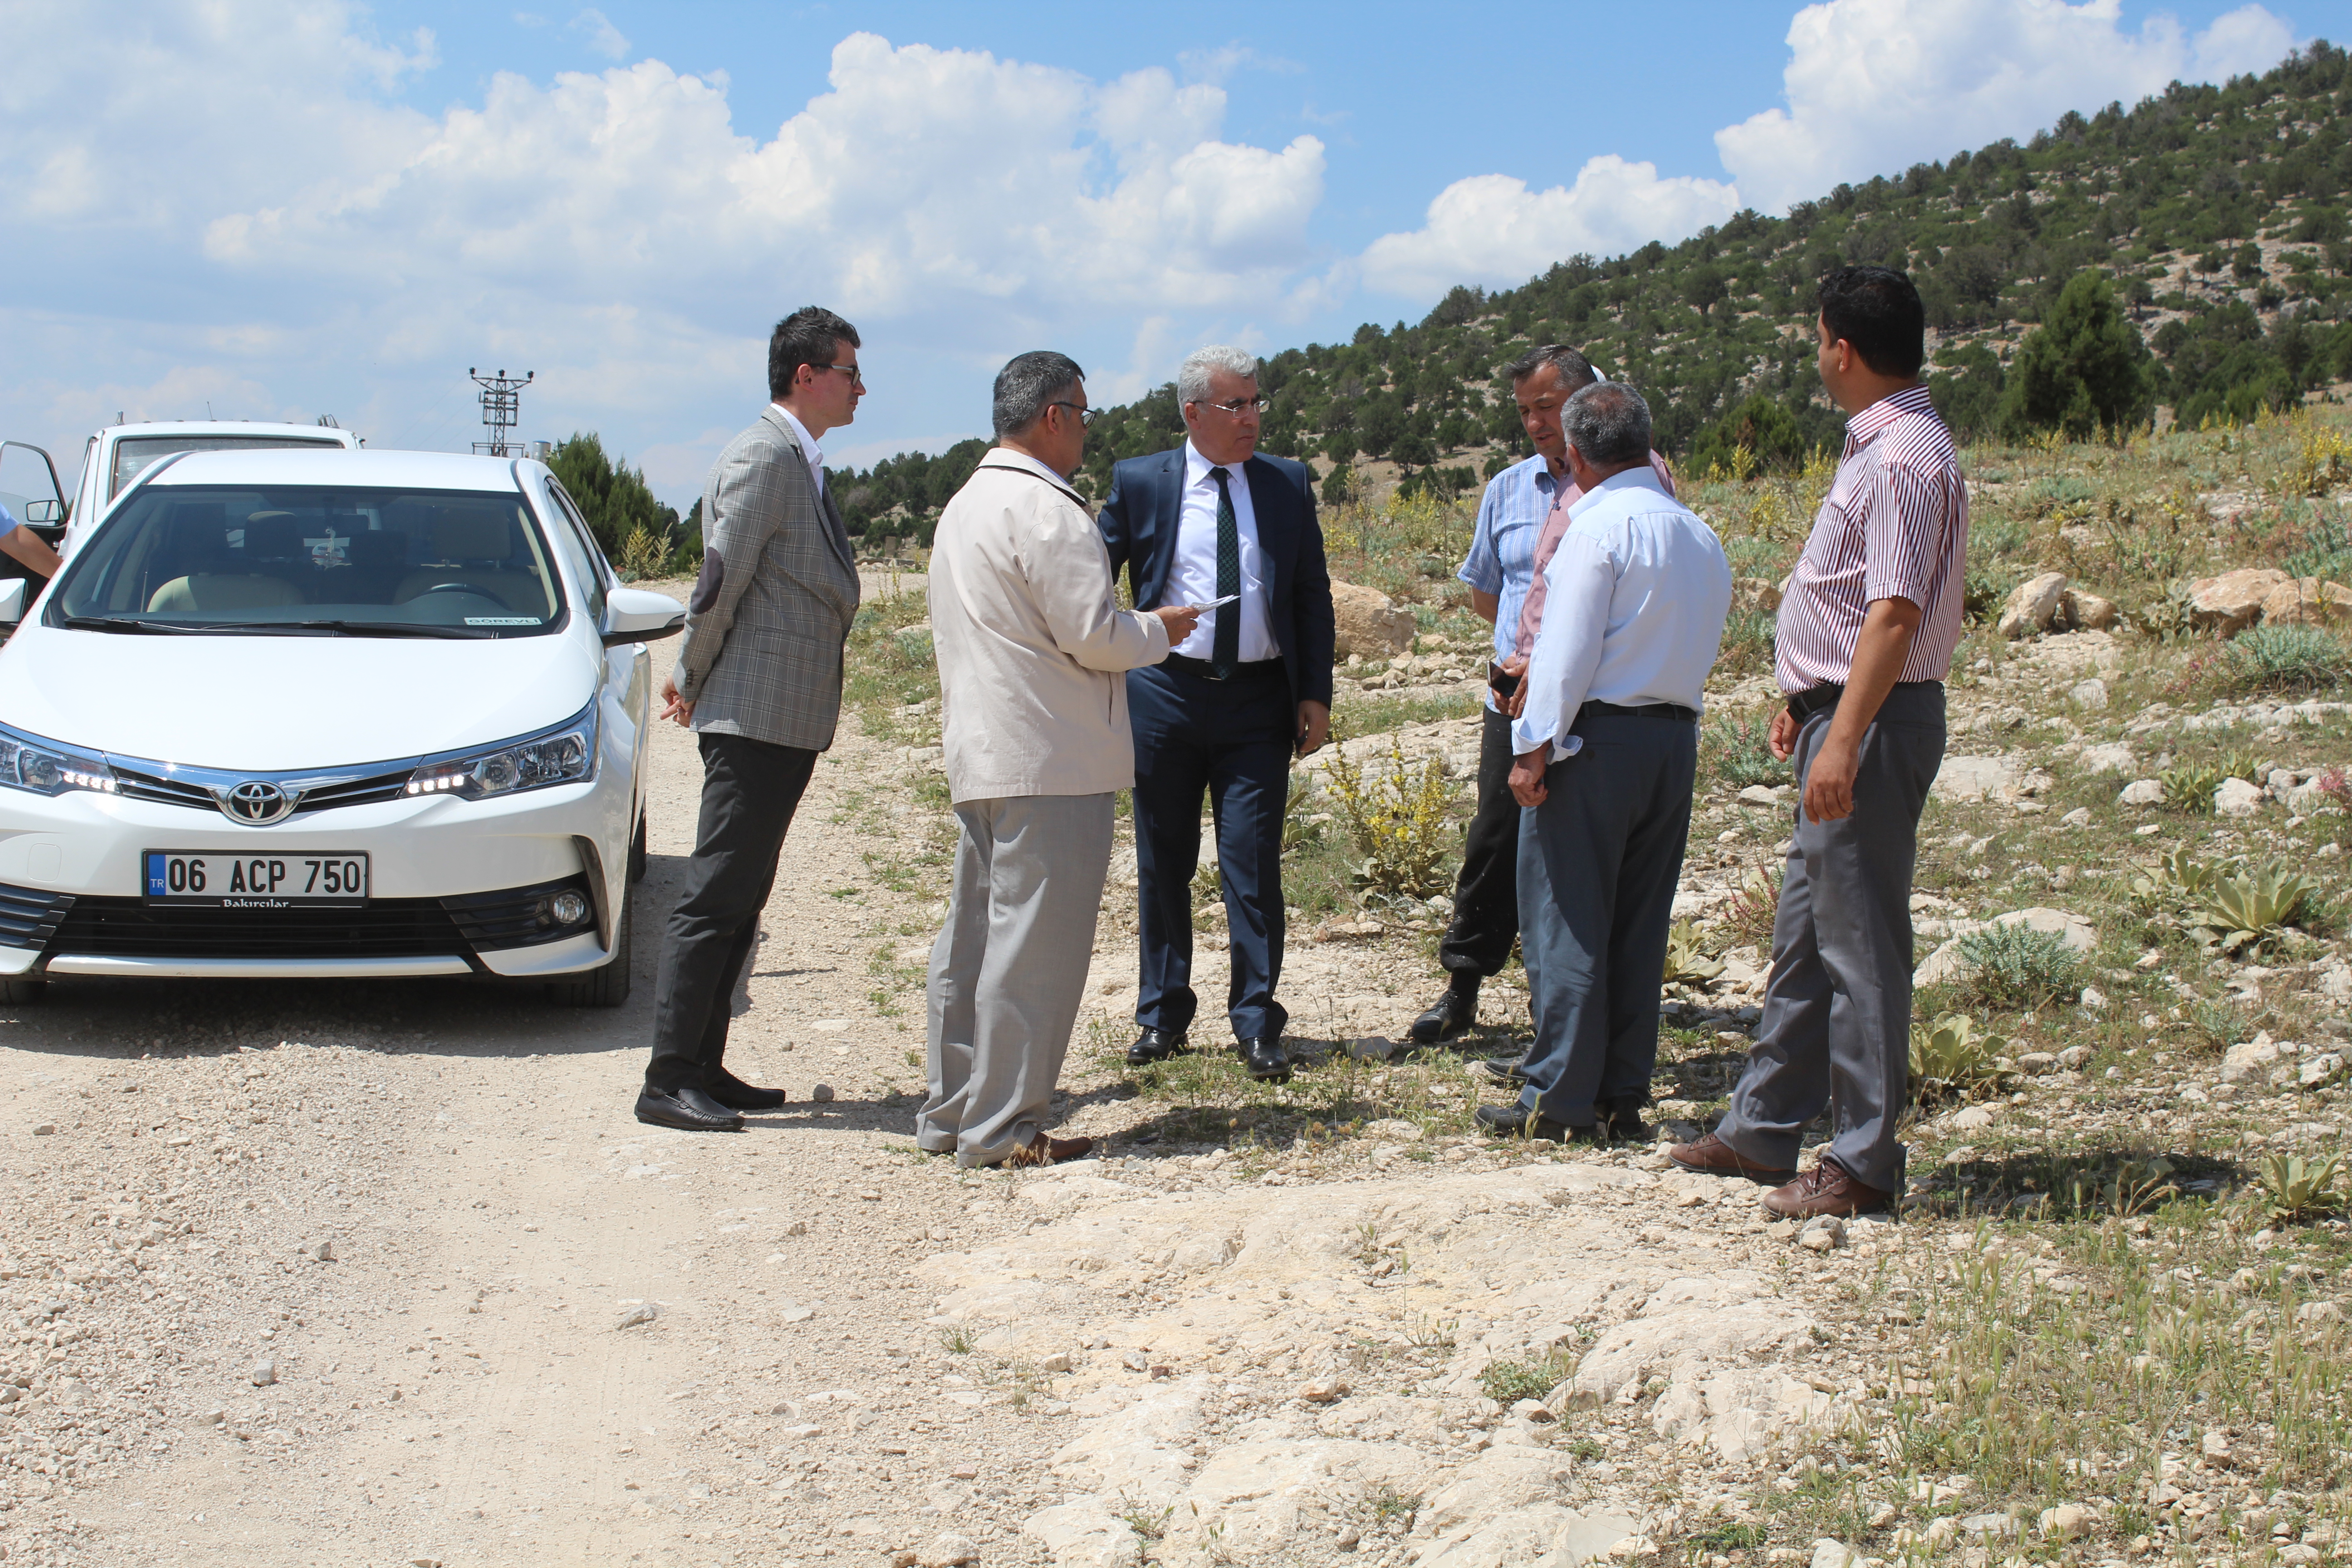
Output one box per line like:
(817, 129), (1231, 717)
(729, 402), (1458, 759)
(1240, 1037), (1291, 1082)
(1126, 1028), (1190, 1066)
(1408, 984), (1480, 1044)
(1598, 1099), (1653, 1143)
(1473, 1102), (1597, 1142)
(635, 1085), (744, 1132)
(709, 1068), (788, 1112)
(1470, 1053), (1530, 1087)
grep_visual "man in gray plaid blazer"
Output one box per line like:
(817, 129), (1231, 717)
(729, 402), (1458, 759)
(637, 306), (865, 1132)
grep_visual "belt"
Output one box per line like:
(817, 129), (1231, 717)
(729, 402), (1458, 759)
(1163, 652), (1283, 681)
(1578, 700), (1697, 722)
(1786, 679), (1943, 721)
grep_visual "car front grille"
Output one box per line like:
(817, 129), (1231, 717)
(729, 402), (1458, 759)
(48, 898), (473, 962)
(0, 872), (596, 965)
(105, 758), (421, 819)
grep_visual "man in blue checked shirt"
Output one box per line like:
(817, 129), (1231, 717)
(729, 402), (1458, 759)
(0, 501), (62, 581)
(1409, 344), (1598, 1047)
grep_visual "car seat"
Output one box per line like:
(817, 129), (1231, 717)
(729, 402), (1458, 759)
(395, 508), (553, 617)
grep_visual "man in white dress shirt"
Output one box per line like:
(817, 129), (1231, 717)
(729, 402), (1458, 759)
(1477, 382), (1732, 1142)
(1098, 347), (1336, 1084)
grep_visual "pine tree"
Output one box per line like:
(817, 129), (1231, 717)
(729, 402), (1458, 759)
(1999, 273), (2155, 440)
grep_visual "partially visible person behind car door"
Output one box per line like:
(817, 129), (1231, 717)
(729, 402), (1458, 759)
(918, 352), (1195, 1168)
(636, 306), (865, 1133)
(0, 500), (63, 581)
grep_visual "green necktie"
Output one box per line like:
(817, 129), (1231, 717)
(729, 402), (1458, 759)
(1212, 467), (1240, 677)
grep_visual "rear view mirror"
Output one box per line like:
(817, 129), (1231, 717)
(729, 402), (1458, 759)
(0, 579), (28, 626)
(20, 500), (60, 524)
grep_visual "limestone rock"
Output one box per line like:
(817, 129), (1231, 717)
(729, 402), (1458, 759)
(1932, 755), (2023, 803)
(2068, 677), (2109, 710)
(1811, 1539), (1862, 1568)
(2259, 577), (2352, 629)
(2068, 590), (2120, 631)
(1329, 581), (1416, 659)
(2078, 742), (2135, 774)
(2041, 1503), (2096, 1541)
(2220, 1034), (2285, 1086)
(1998, 572), (2069, 639)
(916, 1534), (980, 1568)
(2215, 776), (2266, 817)
(2187, 567), (2293, 637)
(2118, 778), (2164, 807)
(1021, 1500), (1144, 1568)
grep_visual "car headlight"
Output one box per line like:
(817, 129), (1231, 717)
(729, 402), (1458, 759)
(407, 701), (598, 801)
(0, 723), (118, 797)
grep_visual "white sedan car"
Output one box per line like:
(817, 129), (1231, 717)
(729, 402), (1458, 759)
(0, 448), (683, 1004)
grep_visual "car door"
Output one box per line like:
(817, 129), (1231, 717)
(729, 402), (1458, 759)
(0, 443), (68, 588)
(543, 481), (651, 826)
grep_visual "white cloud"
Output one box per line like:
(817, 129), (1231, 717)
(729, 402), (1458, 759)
(568, 7), (629, 61)
(1717, 0), (2297, 212)
(1358, 157), (1742, 299)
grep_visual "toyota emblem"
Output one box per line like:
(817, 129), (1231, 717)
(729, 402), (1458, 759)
(219, 781), (297, 825)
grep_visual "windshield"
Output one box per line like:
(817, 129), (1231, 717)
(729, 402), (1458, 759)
(50, 485), (566, 637)
(110, 436), (343, 499)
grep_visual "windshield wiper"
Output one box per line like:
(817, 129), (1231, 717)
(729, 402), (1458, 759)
(261, 619), (498, 640)
(61, 615), (209, 634)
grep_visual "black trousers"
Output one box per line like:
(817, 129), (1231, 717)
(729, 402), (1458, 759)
(1436, 703), (1520, 980)
(1127, 661), (1294, 1041)
(644, 732), (817, 1094)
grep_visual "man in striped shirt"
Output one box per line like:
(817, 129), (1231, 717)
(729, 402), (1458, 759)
(1671, 265), (1966, 1220)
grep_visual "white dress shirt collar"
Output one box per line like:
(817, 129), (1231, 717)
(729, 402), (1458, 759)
(1183, 439), (1243, 488)
(769, 402), (825, 494)
(1566, 462), (1669, 519)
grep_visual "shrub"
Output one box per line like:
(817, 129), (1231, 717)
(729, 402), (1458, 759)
(1909, 1012), (2008, 1103)
(2159, 760), (2222, 813)
(1954, 921), (2082, 1008)
(1477, 1347), (1578, 1405)
(1320, 735), (1463, 902)
(2195, 859), (2319, 955)
(2257, 1152), (2347, 1227)
(2223, 624), (2351, 694)
(1701, 714), (1784, 788)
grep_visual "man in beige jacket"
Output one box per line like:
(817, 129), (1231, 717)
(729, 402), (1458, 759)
(920, 352), (1200, 1168)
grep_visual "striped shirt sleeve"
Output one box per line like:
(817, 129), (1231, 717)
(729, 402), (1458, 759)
(1861, 458), (1945, 609)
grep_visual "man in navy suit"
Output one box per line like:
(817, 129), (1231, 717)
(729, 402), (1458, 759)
(1098, 346), (1337, 1083)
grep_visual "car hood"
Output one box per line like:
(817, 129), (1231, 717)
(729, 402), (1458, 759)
(0, 624), (602, 771)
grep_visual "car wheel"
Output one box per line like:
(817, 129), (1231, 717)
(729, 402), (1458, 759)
(629, 811), (647, 884)
(546, 883), (632, 1008)
(0, 980), (44, 1005)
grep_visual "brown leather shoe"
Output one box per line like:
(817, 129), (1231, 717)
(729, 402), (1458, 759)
(1005, 1132), (1094, 1168)
(1760, 1157), (1892, 1220)
(1667, 1132), (1796, 1185)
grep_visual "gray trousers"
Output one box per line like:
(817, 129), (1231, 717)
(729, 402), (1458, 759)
(1715, 683), (1945, 1194)
(1516, 712), (1696, 1127)
(918, 793), (1113, 1168)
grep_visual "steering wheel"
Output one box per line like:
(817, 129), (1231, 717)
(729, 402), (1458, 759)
(421, 582), (513, 609)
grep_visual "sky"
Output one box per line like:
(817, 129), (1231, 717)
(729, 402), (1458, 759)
(0, 0), (2317, 510)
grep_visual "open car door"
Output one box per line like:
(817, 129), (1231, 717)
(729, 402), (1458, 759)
(0, 443), (67, 586)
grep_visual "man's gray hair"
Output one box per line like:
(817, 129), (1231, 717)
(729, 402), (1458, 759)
(1177, 345), (1259, 404)
(992, 350), (1085, 440)
(1502, 343), (1597, 389)
(1561, 382), (1651, 467)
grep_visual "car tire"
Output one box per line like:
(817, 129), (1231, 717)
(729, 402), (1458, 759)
(547, 884), (632, 1008)
(0, 980), (45, 1006)
(628, 812), (647, 884)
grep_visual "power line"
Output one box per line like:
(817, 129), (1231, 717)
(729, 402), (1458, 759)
(468, 368), (533, 457)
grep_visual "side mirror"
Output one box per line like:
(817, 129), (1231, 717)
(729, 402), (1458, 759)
(601, 585), (686, 647)
(0, 579), (28, 627)
(20, 500), (61, 524)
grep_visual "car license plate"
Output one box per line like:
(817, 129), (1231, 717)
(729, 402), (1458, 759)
(143, 851), (370, 908)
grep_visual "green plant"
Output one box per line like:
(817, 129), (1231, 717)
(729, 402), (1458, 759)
(1909, 1012), (2007, 1102)
(1281, 771), (1326, 853)
(1120, 1506), (1172, 1542)
(938, 1326), (974, 1355)
(614, 522), (668, 580)
(1686, 1521), (1767, 1553)
(2225, 625), (2351, 695)
(2065, 1153), (2181, 1218)
(2130, 846), (2219, 909)
(2257, 1152), (2347, 1226)
(1477, 1348), (1578, 1405)
(1662, 921), (1725, 985)
(1321, 734), (1463, 902)
(1954, 921), (2082, 1009)
(1701, 714), (1784, 788)
(1716, 861), (1783, 951)
(2160, 760), (2222, 814)
(2191, 996), (2249, 1049)
(2196, 860), (2320, 955)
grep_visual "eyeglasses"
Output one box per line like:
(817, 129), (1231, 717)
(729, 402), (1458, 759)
(1049, 401), (1098, 426)
(820, 363), (865, 390)
(1198, 396), (1268, 416)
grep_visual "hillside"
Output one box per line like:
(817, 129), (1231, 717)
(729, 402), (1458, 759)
(828, 40), (2351, 546)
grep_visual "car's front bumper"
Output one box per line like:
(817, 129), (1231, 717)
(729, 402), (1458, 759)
(0, 777), (626, 979)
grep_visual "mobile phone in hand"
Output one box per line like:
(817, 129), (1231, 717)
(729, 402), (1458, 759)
(1487, 661), (1521, 697)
